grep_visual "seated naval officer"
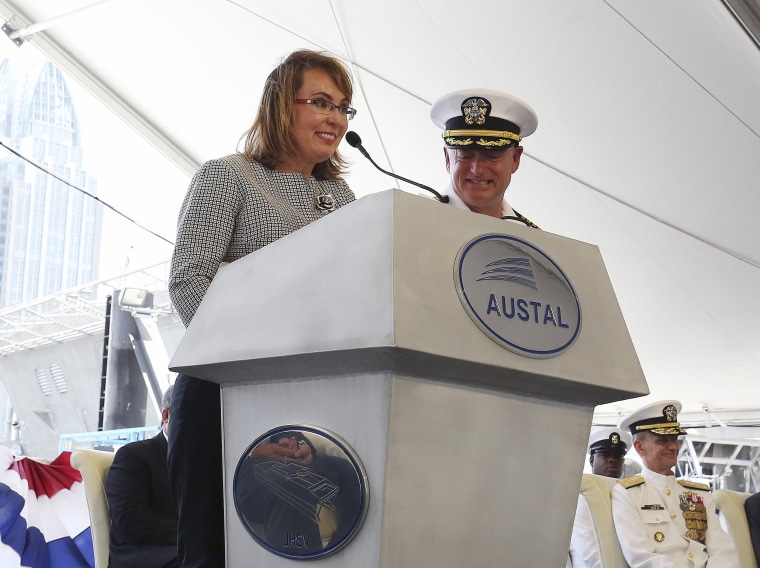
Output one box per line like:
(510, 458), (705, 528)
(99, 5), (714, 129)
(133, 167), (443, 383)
(429, 88), (540, 227)
(611, 400), (739, 567)
(569, 426), (632, 567)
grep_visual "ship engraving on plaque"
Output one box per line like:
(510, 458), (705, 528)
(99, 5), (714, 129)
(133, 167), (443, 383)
(233, 425), (369, 560)
(254, 461), (339, 523)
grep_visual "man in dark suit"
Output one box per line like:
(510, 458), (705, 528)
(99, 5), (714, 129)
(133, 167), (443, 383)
(746, 491), (760, 566)
(106, 386), (179, 568)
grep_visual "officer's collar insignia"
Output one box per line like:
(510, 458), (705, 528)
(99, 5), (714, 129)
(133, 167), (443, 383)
(461, 97), (490, 125)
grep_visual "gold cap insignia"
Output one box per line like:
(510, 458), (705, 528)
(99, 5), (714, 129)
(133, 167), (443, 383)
(461, 97), (489, 125)
(663, 404), (678, 422)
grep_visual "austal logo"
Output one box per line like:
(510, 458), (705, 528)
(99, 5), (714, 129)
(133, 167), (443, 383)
(454, 234), (581, 358)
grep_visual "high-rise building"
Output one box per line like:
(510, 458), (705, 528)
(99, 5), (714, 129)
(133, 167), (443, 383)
(0, 51), (102, 307)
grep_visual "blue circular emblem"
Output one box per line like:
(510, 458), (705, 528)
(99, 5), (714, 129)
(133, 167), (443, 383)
(454, 234), (581, 358)
(233, 425), (369, 560)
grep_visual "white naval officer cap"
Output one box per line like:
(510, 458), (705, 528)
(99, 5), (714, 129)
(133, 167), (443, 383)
(430, 88), (538, 150)
(588, 426), (632, 455)
(618, 399), (687, 436)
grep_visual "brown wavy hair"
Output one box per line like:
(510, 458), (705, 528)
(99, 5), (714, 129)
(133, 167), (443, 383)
(242, 49), (354, 180)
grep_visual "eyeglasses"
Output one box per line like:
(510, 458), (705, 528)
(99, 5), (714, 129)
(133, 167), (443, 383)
(295, 98), (357, 120)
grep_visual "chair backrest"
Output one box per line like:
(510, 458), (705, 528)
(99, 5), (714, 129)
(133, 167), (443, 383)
(578, 473), (630, 568)
(714, 489), (758, 568)
(70, 449), (116, 568)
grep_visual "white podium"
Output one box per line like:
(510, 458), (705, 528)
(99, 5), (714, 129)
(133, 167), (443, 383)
(170, 189), (648, 567)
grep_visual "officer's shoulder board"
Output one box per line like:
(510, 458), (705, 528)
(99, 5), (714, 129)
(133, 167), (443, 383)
(617, 474), (645, 489)
(678, 479), (711, 492)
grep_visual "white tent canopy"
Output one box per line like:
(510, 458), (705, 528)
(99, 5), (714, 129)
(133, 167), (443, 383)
(2, 0), (759, 426)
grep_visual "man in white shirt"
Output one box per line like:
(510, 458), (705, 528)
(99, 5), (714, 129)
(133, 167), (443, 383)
(569, 426), (632, 568)
(429, 88), (539, 227)
(612, 400), (739, 567)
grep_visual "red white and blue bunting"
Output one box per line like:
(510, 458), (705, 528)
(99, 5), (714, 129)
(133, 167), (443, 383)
(0, 446), (93, 568)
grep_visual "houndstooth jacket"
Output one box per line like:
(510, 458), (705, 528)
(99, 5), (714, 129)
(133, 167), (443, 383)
(169, 153), (355, 326)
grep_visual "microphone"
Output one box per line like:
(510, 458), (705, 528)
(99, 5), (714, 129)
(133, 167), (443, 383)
(345, 131), (449, 203)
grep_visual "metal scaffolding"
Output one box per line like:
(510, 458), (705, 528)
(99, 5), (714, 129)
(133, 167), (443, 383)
(678, 432), (760, 493)
(0, 262), (174, 356)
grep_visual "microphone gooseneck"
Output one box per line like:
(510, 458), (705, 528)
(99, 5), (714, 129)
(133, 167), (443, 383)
(345, 131), (449, 203)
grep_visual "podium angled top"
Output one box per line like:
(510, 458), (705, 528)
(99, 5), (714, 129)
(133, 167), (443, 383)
(170, 190), (647, 405)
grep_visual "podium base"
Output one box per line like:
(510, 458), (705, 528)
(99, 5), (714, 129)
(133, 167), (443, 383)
(223, 371), (592, 567)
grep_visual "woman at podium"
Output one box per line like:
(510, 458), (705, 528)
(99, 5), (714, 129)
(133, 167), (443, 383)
(167, 48), (357, 567)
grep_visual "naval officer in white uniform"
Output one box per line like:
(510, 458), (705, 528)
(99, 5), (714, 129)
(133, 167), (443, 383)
(429, 88), (540, 228)
(611, 400), (739, 567)
(570, 426), (632, 567)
